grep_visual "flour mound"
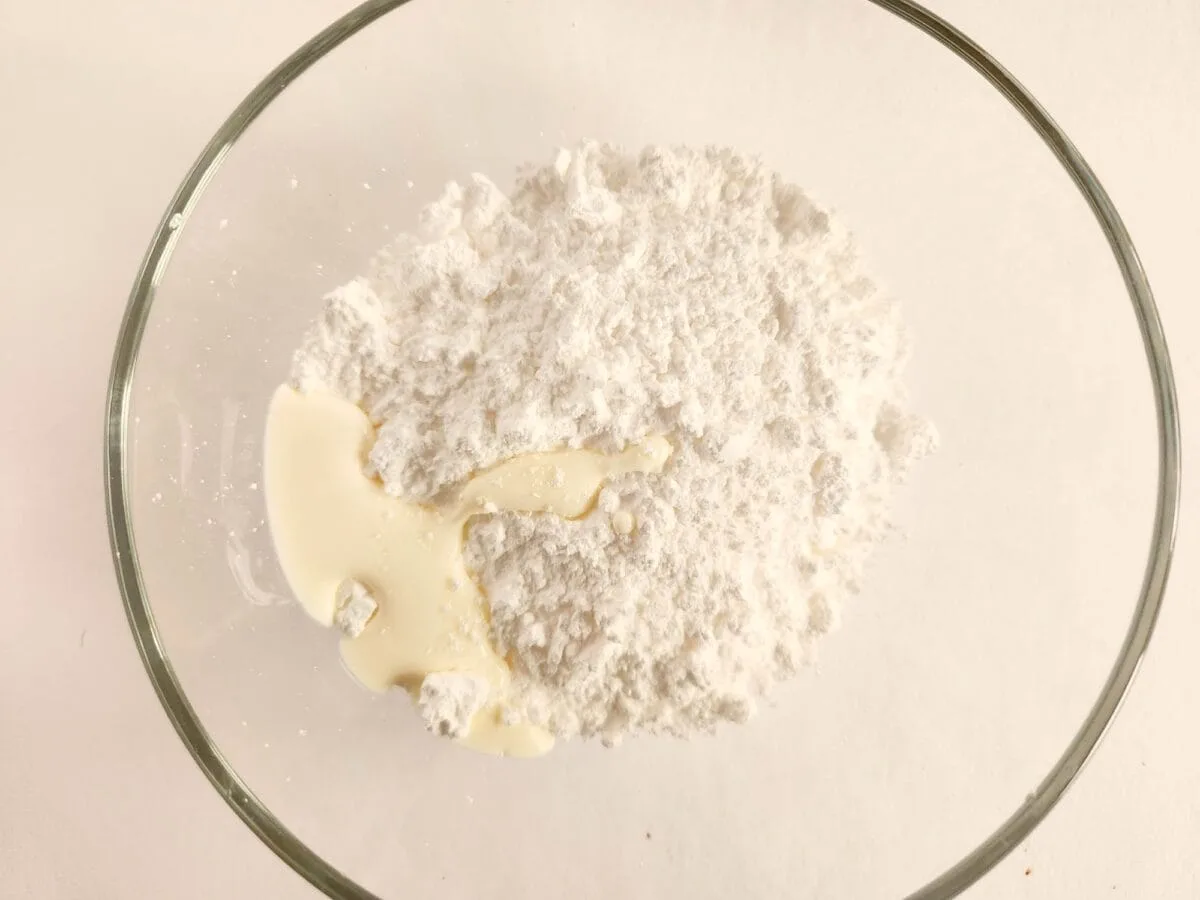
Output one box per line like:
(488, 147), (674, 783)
(293, 142), (936, 744)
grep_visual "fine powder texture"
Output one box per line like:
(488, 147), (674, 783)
(418, 672), (491, 739)
(292, 142), (936, 744)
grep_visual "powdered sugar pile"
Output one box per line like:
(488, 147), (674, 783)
(293, 142), (935, 744)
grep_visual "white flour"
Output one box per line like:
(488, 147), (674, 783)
(418, 672), (491, 739)
(293, 142), (935, 744)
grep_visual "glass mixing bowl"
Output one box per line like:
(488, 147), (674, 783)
(105, 1), (1180, 897)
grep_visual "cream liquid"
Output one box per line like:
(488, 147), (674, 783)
(263, 385), (671, 756)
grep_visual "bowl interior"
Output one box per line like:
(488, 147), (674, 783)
(121, 1), (1160, 897)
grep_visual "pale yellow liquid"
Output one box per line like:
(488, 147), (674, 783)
(263, 385), (671, 757)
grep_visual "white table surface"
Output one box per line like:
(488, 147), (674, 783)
(2, 1), (1197, 897)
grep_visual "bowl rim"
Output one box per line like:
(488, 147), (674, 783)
(104, 2), (1182, 897)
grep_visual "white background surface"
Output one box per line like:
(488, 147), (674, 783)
(2, 1), (1197, 897)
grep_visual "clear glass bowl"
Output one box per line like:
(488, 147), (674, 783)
(105, 1), (1180, 898)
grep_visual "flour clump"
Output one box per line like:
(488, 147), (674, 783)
(292, 141), (936, 745)
(418, 672), (491, 739)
